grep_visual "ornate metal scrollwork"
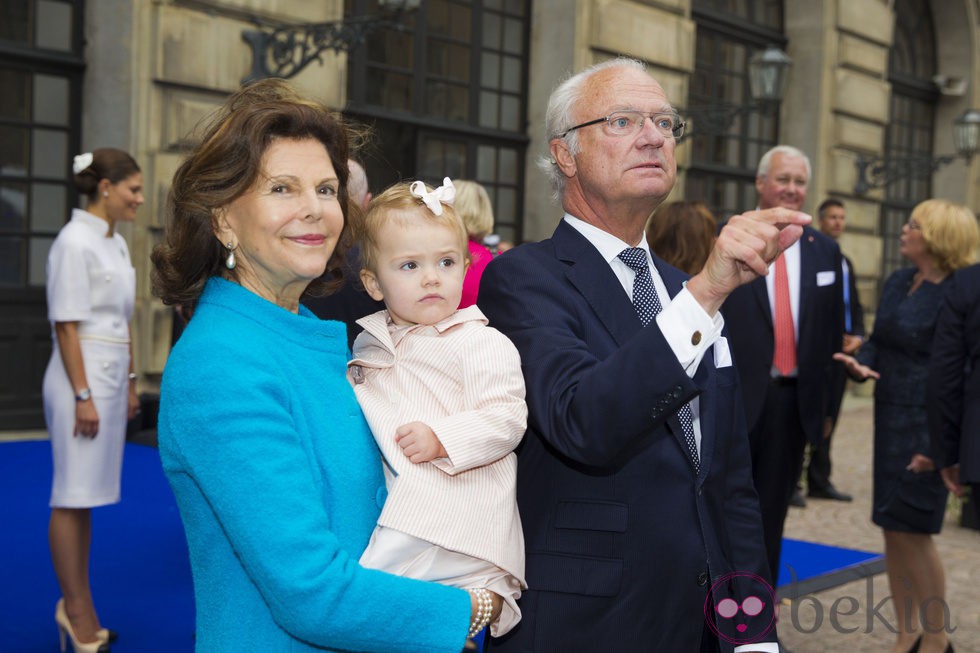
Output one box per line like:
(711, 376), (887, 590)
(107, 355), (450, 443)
(853, 153), (958, 195)
(676, 103), (776, 142)
(242, 9), (414, 84)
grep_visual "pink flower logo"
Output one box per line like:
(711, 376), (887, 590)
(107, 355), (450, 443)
(703, 571), (777, 645)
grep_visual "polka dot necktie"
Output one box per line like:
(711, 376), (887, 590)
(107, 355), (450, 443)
(618, 248), (701, 474)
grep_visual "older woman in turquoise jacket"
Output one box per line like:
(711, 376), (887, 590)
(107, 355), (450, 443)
(152, 79), (486, 652)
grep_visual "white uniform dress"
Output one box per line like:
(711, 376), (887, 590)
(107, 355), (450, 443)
(43, 208), (135, 508)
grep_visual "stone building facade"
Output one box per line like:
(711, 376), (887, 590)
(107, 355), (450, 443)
(1, 0), (977, 428)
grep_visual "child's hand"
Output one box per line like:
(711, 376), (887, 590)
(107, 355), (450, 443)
(395, 421), (448, 463)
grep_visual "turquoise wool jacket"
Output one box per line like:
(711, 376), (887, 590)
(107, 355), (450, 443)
(158, 277), (470, 652)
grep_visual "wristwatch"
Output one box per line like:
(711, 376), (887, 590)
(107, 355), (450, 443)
(75, 388), (92, 402)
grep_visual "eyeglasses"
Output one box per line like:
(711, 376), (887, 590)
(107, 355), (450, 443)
(907, 218), (922, 230)
(558, 110), (686, 139)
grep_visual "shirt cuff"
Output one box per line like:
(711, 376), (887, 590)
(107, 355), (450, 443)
(655, 287), (725, 377)
(734, 643), (780, 653)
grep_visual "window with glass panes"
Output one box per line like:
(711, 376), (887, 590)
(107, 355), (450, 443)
(0, 0), (83, 289)
(0, 0), (83, 429)
(880, 0), (939, 286)
(345, 0), (529, 244)
(685, 2), (784, 222)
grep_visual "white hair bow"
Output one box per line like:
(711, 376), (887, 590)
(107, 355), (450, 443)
(410, 177), (455, 216)
(72, 153), (94, 175)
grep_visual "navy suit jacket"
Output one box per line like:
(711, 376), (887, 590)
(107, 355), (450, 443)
(479, 221), (774, 652)
(721, 226), (844, 443)
(928, 263), (980, 483)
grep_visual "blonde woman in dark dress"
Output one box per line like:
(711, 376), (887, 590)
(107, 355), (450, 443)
(835, 199), (979, 653)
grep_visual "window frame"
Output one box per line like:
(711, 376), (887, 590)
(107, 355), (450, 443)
(345, 0), (530, 243)
(684, 3), (785, 221)
(0, 0), (85, 293)
(879, 0), (939, 287)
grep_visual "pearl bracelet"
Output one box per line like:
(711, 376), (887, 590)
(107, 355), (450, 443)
(467, 588), (493, 638)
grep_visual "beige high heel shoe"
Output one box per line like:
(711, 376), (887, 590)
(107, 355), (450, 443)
(55, 598), (110, 653)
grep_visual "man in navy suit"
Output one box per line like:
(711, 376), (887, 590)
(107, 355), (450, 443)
(928, 262), (980, 526)
(805, 198), (864, 502)
(722, 146), (844, 585)
(479, 58), (807, 653)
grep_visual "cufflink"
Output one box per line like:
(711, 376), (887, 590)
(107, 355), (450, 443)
(691, 331), (702, 346)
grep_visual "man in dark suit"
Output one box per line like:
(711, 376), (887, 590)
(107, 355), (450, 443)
(928, 262), (980, 526)
(805, 198), (864, 501)
(303, 159), (383, 349)
(722, 146), (845, 585)
(479, 58), (807, 653)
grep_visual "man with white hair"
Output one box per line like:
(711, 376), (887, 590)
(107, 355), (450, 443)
(722, 146), (844, 586)
(480, 58), (804, 652)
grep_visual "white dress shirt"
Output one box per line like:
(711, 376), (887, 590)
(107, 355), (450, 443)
(564, 215), (724, 453)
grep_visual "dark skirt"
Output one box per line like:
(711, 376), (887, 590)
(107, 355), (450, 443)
(872, 402), (947, 533)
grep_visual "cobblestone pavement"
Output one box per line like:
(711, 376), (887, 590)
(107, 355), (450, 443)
(778, 394), (980, 653)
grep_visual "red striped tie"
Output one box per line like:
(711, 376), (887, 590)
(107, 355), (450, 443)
(772, 253), (796, 376)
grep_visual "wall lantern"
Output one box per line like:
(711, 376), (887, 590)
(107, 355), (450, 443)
(853, 108), (980, 194)
(680, 44), (792, 141)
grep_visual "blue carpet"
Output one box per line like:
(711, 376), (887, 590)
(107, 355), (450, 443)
(0, 440), (194, 652)
(1, 440), (881, 651)
(777, 538), (885, 600)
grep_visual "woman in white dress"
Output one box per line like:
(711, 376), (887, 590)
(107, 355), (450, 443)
(43, 148), (143, 653)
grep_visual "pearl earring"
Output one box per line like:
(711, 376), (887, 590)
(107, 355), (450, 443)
(225, 242), (236, 270)
(103, 191), (109, 198)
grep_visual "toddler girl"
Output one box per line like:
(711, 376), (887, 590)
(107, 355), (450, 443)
(348, 178), (527, 640)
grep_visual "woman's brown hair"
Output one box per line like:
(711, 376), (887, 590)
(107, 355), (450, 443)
(73, 148), (140, 201)
(645, 201), (718, 275)
(151, 78), (358, 312)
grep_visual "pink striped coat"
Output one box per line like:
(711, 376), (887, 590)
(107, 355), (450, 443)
(347, 305), (527, 583)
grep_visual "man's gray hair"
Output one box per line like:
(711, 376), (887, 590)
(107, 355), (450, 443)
(756, 145), (812, 182)
(537, 57), (648, 202)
